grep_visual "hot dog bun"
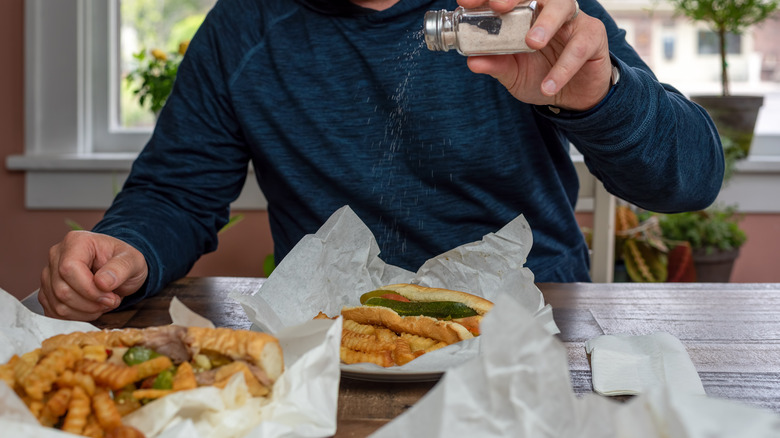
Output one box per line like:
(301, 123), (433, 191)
(378, 283), (494, 315)
(185, 327), (283, 382)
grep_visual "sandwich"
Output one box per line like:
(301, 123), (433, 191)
(319, 283), (493, 367)
(0, 326), (283, 438)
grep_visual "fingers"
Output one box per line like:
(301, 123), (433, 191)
(525, 0), (580, 50)
(466, 54), (521, 87)
(540, 15), (611, 102)
(39, 231), (148, 321)
(457, 0), (524, 13)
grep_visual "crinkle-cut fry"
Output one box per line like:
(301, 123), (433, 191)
(14, 349), (41, 384)
(400, 333), (439, 352)
(26, 399), (45, 419)
(214, 360), (248, 382)
(105, 425), (146, 438)
(374, 328), (399, 344)
(82, 414), (105, 438)
(213, 373), (269, 397)
(78, 359), (139, 390)
(0, 356), (17, 388)
(213, 361), (269, 397)
(133, 355), (173, 380)
(424, 341), (449, 353)
(82, 345), (109, 363)
(23, 345), (83, 400)
(342, 319), (375, 335)
(92, 388), (122, 430)
(172, 361), (197, 391)
(132, 388), (174, 400)
(392, 338), (415, 366)
(57, 369), (97, 396)
(340, 346), (394, 368)
(62, 385), (91, 435)
(342, 330), (394, 353)
(39, 386), (72, 427)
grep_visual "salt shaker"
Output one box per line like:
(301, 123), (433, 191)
(423, 2), (538, 56)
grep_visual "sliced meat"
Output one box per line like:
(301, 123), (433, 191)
(245, 362), (273, 388)
(138, 325), (189, 364)
(194, 368), (218, 386)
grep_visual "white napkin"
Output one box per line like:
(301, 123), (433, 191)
(0, 288), (341, 438)
(585, 332), (706, 396)
(370, 294), (780, 438)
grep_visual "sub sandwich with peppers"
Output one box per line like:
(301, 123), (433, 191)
(0, 326), (283, 438)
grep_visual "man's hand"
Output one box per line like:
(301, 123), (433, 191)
(458, 0), (612, 111)
(39, 231), (148, 321)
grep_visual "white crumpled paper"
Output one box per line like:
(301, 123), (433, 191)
(0, 290), (341, 438)
(370, 293), (780, 438)
(233, 205), (558, 376)
(585, 332), (706, 396)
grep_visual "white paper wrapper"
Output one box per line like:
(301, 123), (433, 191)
(233, 205), (558, 377)
(370, 293), (780, 438)
(0, 289), (340, 438)
(585, 332), (706, 396)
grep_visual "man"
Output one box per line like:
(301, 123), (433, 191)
(39, 0), (724, 321)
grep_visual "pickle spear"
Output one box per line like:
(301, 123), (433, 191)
(364, 297), (478, 319)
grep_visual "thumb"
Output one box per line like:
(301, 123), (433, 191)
(466, 55), (517, 86)
(94, 248), (148, 299)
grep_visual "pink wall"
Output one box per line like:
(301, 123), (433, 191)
(2, 1), (778, 303)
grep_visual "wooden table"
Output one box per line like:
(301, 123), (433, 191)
(92, 278), (780, 436)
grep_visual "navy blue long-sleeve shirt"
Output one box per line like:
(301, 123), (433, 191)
(93, 0), (724, 306)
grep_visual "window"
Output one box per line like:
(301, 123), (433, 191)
(9, 0), (264, 209)
(119, 0), (215, 129)
(20, 0), (214, 157)
(697, 30), (741, 55)
(662, 35), (675, 60)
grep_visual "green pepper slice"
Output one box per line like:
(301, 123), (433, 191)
(152, 368), (175, 390)
(364, 297), (478, 319)
(123, 346), (160, 366)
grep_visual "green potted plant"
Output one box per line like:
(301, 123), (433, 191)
(126, 41), (189, 116)
(666, 0), (779, 155)
(655, 205), (746, 281)
(611, 204), (668, 282)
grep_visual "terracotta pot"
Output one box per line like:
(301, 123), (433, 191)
(692, 248), (740, 283)
(690, 95), (764, 156)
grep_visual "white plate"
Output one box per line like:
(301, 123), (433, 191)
(340, 365), (443, 382)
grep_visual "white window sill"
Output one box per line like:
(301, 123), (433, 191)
(5, 153), (267, 210)
(7, 152), (780, 213)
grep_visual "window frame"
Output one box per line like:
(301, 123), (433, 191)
(6, 0), (780, 213)
(9, 0), (265, 210)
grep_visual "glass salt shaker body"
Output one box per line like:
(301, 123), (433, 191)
(424, 2), (538, 56)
